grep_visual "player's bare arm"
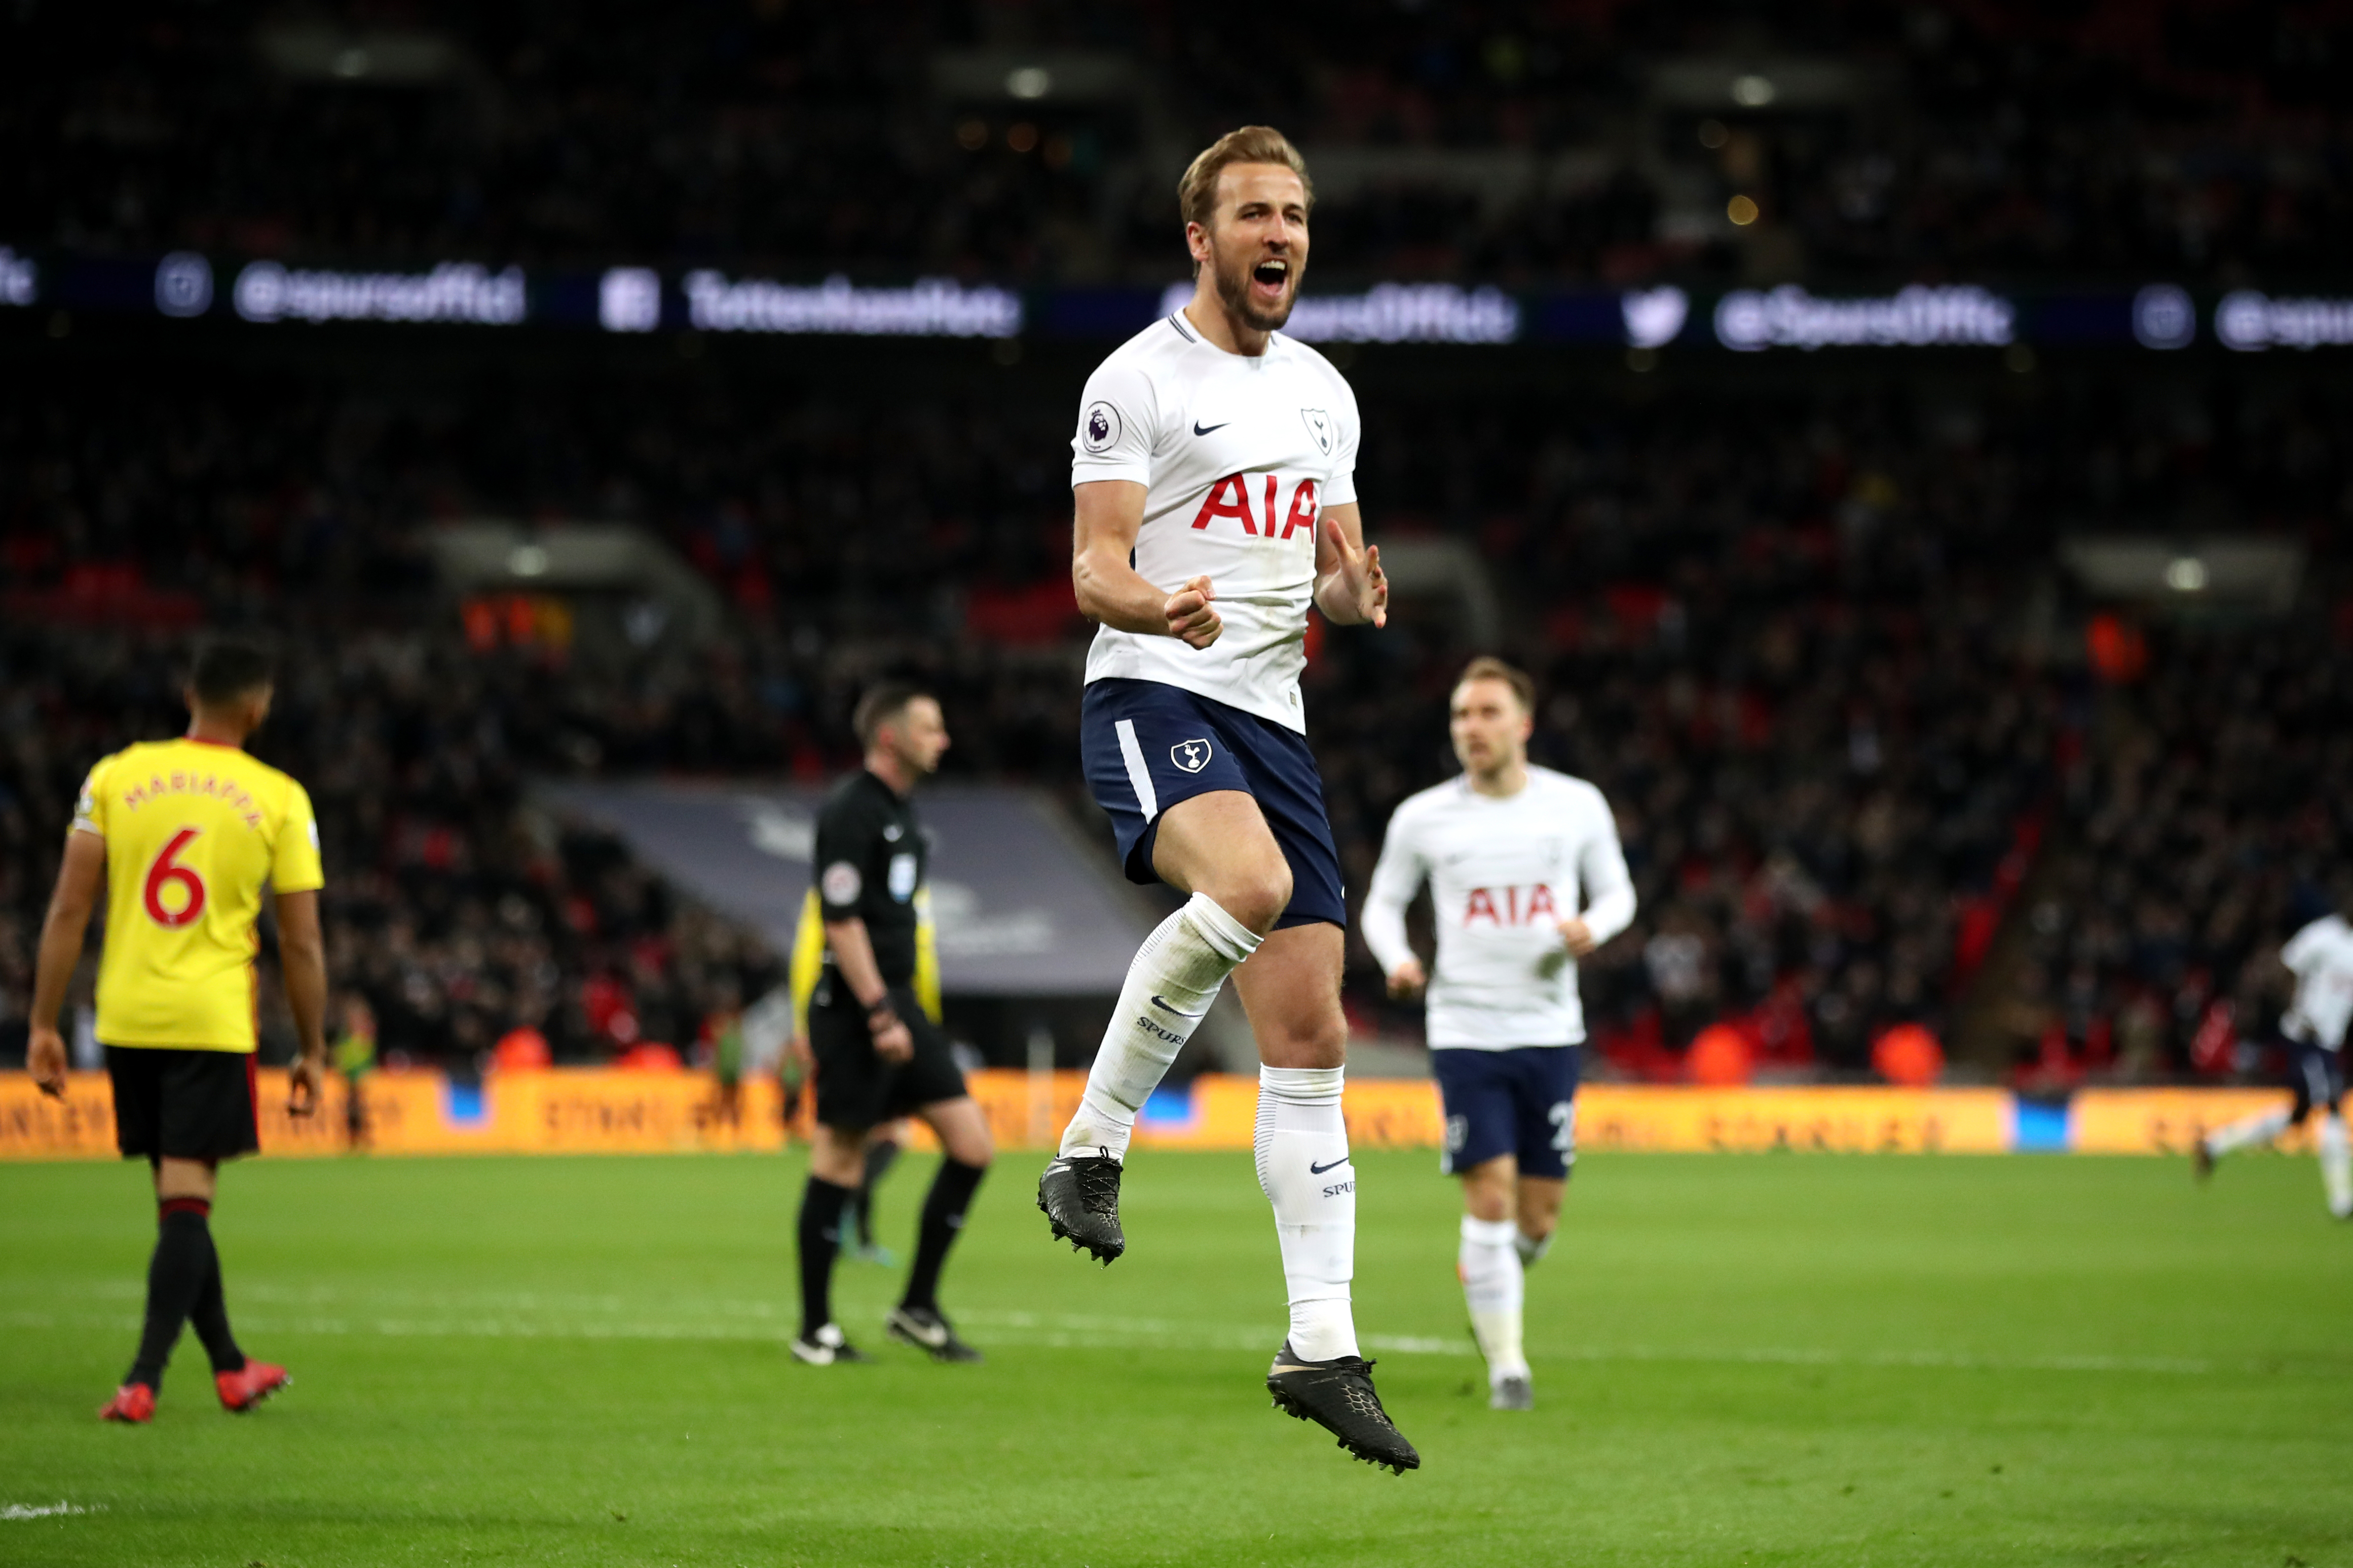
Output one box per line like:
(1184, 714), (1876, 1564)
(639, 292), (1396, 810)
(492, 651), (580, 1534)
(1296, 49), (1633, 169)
(1072, 478), (1222, 648)
(825, 915), (913, 1063)
(276, 887), (329, 1114)
(25, 829), (105, 1097)
(1313, 503), (1387, 628)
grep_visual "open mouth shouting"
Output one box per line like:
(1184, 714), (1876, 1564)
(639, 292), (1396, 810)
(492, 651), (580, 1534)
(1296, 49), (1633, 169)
(1250, 255), (1292, 307)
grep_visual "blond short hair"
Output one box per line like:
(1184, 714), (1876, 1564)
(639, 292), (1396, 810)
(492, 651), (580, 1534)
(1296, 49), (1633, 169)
(1454, 655), (1536, 714)
(1177, 126), (1314, 232)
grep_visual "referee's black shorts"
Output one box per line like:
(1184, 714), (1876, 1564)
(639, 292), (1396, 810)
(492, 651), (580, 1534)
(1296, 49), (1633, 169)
(106, 1046), (262, 1163)
(808, 979), (966, 1131)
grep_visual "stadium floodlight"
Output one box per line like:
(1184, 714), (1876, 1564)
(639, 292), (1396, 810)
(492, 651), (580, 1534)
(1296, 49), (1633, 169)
(599, 268), (662, 333)
(2131, 284), (2196, 350)
(2164, 557), (2209, 593)
(154, 252), (214, 319)
(1005, 65), (1052, 99)
(1731, 73), (1777, 105)
(508, 544), (551, 578)
(0, 246), (35, 308)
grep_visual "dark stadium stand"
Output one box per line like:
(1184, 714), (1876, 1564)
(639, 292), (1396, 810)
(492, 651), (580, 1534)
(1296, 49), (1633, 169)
(6, 3), (2347, 283)
(6, 1), (2351, 1084)
(5, 339), (2346, 1081)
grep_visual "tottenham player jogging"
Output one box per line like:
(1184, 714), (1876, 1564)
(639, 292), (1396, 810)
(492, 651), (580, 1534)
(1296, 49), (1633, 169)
(2195, 904), (2353, 1217)
(26, 637), (328, 1424)
(1362, 658), (1635, 1410)
(791, 683), (994, 1366)
(1035, 126), (1414, 1472)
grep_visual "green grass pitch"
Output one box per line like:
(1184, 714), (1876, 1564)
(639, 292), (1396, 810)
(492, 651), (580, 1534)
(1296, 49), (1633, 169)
(2, 1148), (2347, 1566)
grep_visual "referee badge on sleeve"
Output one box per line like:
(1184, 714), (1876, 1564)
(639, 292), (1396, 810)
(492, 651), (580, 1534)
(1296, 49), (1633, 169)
(821, 862), (863, 904)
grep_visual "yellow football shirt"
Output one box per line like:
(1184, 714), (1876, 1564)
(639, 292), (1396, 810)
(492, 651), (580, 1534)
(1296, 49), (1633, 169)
(72, 737), (325, 1052)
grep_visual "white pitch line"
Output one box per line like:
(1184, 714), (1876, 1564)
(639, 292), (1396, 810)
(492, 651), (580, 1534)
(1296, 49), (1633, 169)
(2, 1502), (104, 1522)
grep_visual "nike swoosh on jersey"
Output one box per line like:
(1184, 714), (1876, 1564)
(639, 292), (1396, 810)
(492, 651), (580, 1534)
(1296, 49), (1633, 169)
(1309, 1158), (1350, 1175)
(1150, 994), (1206, 1018)
(1191, 420), (1229, 436)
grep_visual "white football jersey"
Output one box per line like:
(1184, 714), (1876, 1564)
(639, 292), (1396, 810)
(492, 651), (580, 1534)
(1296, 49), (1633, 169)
(1362, 767), (1636, 1050)
(2281, 913), (2353, 1050)
(1070, 311), (1360, 732)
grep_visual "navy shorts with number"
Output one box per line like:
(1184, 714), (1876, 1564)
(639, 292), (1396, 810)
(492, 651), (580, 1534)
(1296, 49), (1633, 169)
(1079, 677), (1346, 930)
(106, 1046), (261, 1162)
(1432, 1044), (1581, 1179)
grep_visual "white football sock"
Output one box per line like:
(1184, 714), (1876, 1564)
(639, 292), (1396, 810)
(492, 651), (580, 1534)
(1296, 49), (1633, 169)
(2320, 1113), (2352, 1219)
(2204, 1108), (2292, 1158)
(1059, 893), (1258, 1161)
(1255, 1064), (1359, 1362)
(1514, 1228), (1553, 1268)
(1460, 1215), (1527, 1380)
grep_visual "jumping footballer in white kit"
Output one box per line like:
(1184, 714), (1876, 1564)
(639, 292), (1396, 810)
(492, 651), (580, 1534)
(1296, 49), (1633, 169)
(2195, 907), (2353, 1217)
(1362, 657), (1636, 1409)
(1032, 126), (1416, 1472)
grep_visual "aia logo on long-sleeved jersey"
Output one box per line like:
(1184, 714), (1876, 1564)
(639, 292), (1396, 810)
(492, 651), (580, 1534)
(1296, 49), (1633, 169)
(1463, 883), (1559, 926)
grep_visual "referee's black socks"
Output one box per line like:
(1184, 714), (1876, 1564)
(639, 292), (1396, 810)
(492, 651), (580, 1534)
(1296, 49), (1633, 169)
(901, 1158), (988, 1315)
(127, 1197), (244, 1391)
(796, 1176), (853, 1340)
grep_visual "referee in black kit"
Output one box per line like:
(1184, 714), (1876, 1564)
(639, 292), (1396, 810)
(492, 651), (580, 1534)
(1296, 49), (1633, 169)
(792, 682), (994, 1366)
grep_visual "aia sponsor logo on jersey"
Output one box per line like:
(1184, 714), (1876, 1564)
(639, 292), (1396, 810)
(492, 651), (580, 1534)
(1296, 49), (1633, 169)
(1188, 473), (1319, 539)
(1462, 883), (1559, 926)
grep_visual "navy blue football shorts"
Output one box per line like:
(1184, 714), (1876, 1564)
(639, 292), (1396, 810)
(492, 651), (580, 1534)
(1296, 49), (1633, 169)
(1431, 1043), (1582, 1179)
(1079, 677), (1346, 930)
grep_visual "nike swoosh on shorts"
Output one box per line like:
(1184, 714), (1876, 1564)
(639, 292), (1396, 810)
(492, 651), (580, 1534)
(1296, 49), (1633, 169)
(1192, 420), (1228, 436)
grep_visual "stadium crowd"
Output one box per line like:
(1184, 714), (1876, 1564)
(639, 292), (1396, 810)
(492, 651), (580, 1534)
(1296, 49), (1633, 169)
(7, 347), (2346, 1082)
(7, 2), (2347, 284)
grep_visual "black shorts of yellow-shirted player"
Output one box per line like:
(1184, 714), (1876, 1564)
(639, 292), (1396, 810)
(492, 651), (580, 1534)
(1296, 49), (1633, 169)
(790, 684), (994, 1367)
(1036, 126), (1416, 1472)
(27, 636), (331, 1424)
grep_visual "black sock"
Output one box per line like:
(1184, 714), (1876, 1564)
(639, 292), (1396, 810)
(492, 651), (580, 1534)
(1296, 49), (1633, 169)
(188, 1239), (245, 1375)
(796, 1176), (852, 1341)
(127, 1199), (214, 1390)
(855, 1138), (900, 1247)
(901, 1159), (987, 1314)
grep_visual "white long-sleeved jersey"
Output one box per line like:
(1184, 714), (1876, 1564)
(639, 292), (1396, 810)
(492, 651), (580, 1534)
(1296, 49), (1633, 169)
(1362, 766), (1635, 1050)
(2281, 913), (2353, 1050)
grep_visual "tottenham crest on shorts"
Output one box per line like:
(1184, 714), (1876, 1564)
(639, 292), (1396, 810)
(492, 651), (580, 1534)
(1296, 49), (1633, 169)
(1081, 400), (1122, 454)
(1171, 737), (1213, 773)
(1300, 407), (1333, 456)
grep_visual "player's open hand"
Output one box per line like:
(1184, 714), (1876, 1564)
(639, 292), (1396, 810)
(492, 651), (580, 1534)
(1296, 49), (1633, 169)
(26, 1023), (67, 1098)
(1386, 958), (1428, 1000)
(287, 1052), (325, 1116)
(1558, 917), (1598, 959)
(1165, 575), (1223, 649)
(1316, 512), (1388, 628)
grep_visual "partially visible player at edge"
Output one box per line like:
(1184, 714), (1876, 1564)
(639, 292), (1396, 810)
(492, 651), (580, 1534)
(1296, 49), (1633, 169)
(26, 636), (329, 1423)
(1036, 126), (1416, 1472)
(789, 683), (994, 1366)
(1362, 658), (1635, 1410)
(2194, 902), (2353, 1217)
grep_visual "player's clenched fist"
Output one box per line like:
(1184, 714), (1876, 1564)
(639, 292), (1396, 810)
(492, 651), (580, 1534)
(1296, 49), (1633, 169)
(1165, 575), (1223, 648)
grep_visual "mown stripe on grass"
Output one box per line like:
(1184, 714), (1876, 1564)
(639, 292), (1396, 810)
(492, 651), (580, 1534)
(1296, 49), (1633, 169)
(0, 1304), (2228, 1375)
